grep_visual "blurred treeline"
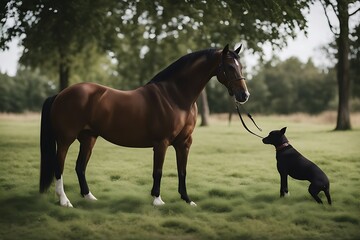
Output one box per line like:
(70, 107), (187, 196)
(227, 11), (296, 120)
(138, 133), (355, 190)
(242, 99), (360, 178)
(1, 1), (359, 114)
(1, 54), (359, 114)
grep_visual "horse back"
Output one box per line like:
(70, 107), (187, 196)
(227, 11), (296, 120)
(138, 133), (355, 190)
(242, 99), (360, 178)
(50, 82), (197, 148)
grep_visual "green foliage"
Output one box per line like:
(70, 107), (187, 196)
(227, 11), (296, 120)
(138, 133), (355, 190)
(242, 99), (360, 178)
(0, 55), (339, 114)
(106, 0), (311, 89)
(0, 115), (360, 239)
(244, 57), (337, 114)
(0, 69), (56, 112)
(1, 0), (311, 89)
(204, 57), (337, 114)
(350, 24), (360, 99)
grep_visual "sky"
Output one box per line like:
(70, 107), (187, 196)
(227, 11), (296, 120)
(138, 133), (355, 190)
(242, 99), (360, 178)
(0, 2), (358, 77)
(243, 1), (338, 71)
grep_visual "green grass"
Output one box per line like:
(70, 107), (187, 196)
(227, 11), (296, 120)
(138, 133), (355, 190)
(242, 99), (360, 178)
(0, 114), (360, 240)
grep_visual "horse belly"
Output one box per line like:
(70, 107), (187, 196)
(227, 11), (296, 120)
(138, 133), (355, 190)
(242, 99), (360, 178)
(99, 124), (153, 148)
(94, 108), (183, 148)
(90, 93), (154, 148)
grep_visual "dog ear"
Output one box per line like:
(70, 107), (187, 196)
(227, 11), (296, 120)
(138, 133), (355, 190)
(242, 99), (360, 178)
(280, 127), (287, 135)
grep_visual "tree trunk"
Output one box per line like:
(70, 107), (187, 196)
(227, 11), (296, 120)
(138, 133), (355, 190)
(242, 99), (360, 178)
(199, 89), (210, 126)
(335, 0), (351, 130)
(59, 62), (70, 91)
(227, 96), (234, 126)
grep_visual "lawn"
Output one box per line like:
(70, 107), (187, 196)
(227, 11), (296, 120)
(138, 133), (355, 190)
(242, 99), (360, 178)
(0, 113), (359, 240)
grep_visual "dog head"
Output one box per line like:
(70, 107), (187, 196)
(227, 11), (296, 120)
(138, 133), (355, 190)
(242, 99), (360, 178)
(262, 127), (288, 146)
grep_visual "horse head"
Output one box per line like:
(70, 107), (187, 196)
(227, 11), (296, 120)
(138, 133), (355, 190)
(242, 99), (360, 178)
(216, 44), (250, 105)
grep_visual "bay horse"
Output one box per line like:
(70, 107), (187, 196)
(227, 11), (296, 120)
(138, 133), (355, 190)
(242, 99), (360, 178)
(40, 44), (249, 207)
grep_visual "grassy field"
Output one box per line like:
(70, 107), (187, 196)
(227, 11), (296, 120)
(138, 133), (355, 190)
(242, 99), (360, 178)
(0, 113), (359, 240)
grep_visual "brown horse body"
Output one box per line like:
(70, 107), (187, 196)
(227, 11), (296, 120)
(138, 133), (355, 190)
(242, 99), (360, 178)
(40, 45), (249, 207)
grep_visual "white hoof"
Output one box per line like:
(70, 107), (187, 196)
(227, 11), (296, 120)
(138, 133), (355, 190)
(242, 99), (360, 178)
(55, 176), (73, 207)
(189, 201), (197, 207)
(284, 192), (290, 197)
(84, 192), (98, 201)
(153, 196), (165, 206)
(59, 196), (73, 208)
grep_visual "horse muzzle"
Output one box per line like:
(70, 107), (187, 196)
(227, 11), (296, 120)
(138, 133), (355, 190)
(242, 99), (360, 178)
(234, 90), (250, 105)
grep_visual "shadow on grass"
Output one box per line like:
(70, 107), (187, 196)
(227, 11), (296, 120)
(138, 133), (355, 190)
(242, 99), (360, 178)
(75, 194), (148, 214)
(0, 192), (53, 224)
(161, 218), (198, 233)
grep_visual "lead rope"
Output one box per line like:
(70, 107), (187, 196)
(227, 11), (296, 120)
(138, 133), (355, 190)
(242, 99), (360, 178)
(235, 104), (264, 139)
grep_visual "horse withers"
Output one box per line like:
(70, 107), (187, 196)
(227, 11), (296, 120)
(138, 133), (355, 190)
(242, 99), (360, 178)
(40, 44), (249, 207)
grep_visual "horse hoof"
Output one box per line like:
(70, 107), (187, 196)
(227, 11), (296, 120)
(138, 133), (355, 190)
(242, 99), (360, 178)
(189, 201), (197, 207)
(153, 196), (165, 206)
(59, 194), (73, 207)
(285, 192), (290, 197)
(84, 192), (98, 201)
(60, 199), (73, 208)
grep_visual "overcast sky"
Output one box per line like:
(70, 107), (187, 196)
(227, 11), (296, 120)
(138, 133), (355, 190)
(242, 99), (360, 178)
(0, 2), (358, 77)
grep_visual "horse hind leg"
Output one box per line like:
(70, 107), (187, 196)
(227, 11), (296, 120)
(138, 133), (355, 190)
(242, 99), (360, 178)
(76, 130), (98, 201)
(54, 141), (74, 207)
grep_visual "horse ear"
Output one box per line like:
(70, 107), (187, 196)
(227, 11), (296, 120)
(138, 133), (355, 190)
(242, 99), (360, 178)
(280, 127), (287, 135)
(222, 44), (229, 55)
(235, 44), (242, 54)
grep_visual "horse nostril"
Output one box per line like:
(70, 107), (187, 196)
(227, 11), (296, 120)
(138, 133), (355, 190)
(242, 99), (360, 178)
(234, 91), (250, 104)
(242, 91), (250, 101)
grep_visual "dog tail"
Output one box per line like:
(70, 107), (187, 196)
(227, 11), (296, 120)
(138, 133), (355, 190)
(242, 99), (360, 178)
(324, 184), (332, 205)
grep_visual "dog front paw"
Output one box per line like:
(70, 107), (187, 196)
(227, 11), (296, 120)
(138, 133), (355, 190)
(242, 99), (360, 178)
(280, 191), (290, 197)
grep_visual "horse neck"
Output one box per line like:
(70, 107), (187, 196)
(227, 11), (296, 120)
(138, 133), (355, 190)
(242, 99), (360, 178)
(173, 51), (221, 107)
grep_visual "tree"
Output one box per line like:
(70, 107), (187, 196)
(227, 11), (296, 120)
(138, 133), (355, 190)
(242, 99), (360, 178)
(0, 69), (56, 112)
(198, 90), (210, 126)
(349, 24), (360, 99)
(107, 0), (312, 125)
(1, 0), (312, 121)
(0, 0), (116, 91)
(245, 57), (336, 114)
(320, 0), (360, 130)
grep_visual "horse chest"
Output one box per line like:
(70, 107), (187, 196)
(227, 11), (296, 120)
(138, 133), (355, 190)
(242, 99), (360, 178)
(152, 109), (189, 139)
(145, 88), (192, 140)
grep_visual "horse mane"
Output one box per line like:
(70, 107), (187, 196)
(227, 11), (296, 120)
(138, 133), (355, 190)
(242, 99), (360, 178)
(147, 48), (218, 84)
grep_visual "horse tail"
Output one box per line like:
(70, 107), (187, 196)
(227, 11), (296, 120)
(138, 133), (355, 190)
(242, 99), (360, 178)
(39, 95), (57, 193)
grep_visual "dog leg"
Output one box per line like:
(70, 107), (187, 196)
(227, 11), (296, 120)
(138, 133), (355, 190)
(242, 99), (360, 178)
(280, 174), (289, 197)
(324, 188), (332, 205)
(308, 184), (323, 204)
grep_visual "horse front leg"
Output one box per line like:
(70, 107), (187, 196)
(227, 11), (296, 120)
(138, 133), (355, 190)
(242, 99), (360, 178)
(151, 141), (168, 206)
(174, 137), (196, 206)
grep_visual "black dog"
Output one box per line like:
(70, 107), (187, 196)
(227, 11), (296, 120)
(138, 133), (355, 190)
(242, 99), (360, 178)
(262, 127), (331, 205)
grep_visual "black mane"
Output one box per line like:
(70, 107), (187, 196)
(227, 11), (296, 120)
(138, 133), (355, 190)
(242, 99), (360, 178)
(147, 48), (218, 84)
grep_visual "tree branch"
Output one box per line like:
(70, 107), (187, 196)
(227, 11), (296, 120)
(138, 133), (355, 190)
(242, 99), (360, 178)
(349, 7), (360, 17)
(323, 0), (339, 16)
(320, 0), (339, 36)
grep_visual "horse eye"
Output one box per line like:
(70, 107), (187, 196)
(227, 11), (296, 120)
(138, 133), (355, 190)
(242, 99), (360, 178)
(226, 65), (236, 71)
